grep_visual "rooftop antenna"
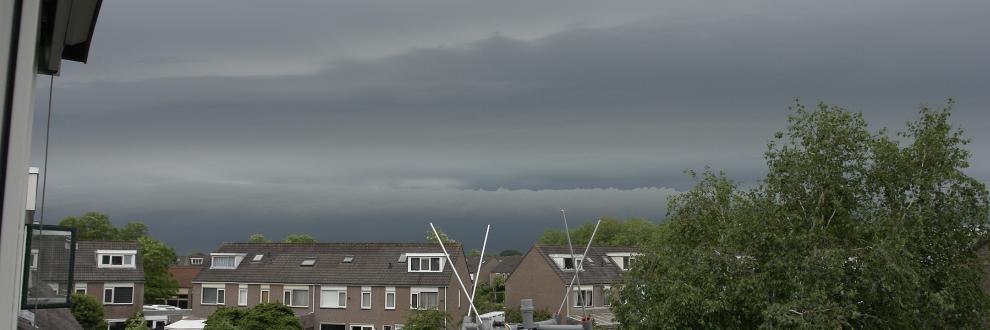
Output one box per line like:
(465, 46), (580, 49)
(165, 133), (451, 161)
(556, 217), (602, 321)
(430, 223), (483, 324)
(469, 225), (491, 319)
(560, 209), (584, 318)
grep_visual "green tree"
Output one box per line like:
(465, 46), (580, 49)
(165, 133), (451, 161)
(426, 227), (456, 244)
(118, 222), (149, 240)
(59, 212), (117, 240)
(125, 312), (149, 330)
(204, 307), (246, 330)
(614, 101), (990, 328)
(537, 217), (660, 247)
(240, 303), (303, 330)
(281, 234), (317, 243)
(139, 236), (180, 303)
(248, 233), (272, 243)
(499, 249), (523, 256)
(468, 249), (482, 257)
(404, 308), (449, 330)
(70, 293), (107, 330)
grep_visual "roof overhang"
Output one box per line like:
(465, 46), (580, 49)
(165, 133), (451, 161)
(36, 0), (103, 75)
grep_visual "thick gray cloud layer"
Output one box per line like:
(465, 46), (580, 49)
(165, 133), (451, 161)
(31, 0), (990, 253)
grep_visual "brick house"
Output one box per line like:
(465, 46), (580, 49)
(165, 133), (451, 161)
(167, 253), (206, 309)
(191, 242), (472, 330)
(504, 245), (638, 322)
(72, 241), (145, 330)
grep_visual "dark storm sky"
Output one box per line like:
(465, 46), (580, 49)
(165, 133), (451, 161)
(31, 0), (990, 253)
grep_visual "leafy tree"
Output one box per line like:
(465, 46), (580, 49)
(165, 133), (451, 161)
(240, 303), (303, 330)
(281, 234), (317, 243)
(614, 101), (990, 328)
(504, 305), (553, 324)
(204, 307), (246, 330)
(248, 233), (272, 243)
(59, 212), (117, 240)
(139, 236), (180, 303)
(426, 227), (456, 244)
(118, 222), (149, 240)
(499, 249), (523, 256)
(537, 217), (660, 247)
(468, 249), (482, 257)
(70, 293), (107, 330)
(404, 308), (449, 330)
(125, 312), (150, 330)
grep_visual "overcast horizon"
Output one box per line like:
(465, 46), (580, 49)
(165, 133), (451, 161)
(30, 0), (990, 254)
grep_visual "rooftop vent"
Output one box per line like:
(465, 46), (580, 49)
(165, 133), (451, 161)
(252, 254), (264, 262)
(342, 255), (354, 263)
(301, 257), (317, 266)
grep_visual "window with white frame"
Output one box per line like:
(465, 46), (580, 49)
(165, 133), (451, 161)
(573, 286), (593, 307)
(260, 289), (270, 304)
(211, 255), (236, 269)
(74, 282), (87, 294)
(350, 326), (373, 330)
(190, 257), (204, 265)
(30, 249), (38, 269)
(320, 286), (346, 308)
(383, 326), (393, 330)
(283, 286), (309, 307)
(97, 250), (137, 268)
(361, 287), (372, 309)
(410, 287), (439, 309)
(385, 287), (396, 310)
(407, 254), (444, 272)
(395, 325), (403, 330)
(103, 283), (134, 304)
(201, 284), (226, 305)
(551, 254), (584, 271)
(603, 286), (611, 306)
(238, 285), (248, 306)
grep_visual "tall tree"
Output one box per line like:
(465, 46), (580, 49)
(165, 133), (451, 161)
(614, 101), (990, 328)
(281, 234), (317, 243)
(426, 227), (456, 244)
(537, 217), (660, 246)
(247, 233), (272, 243)
(139, 236), (180, 303)
(59, 212), (117, 240)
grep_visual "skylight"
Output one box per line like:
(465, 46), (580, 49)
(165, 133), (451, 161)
(301, 257), (317, 266)
(342, 255), (354, 263)
(398, 253), (407, 262)
(252, 254), (264, 262)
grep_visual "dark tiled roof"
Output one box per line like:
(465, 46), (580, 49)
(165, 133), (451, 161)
(491, 256), (523, 274)
(534, 245), (639, 285)
(74, 241), (145, 282)
(18, 308), (82, 330)
(466, 255), (497, 273)
(193, 243), (463, 286)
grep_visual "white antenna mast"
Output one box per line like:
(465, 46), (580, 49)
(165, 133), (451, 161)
(469, 224), (491, 317)
(430, 223), (483, 323)
(557, 218), (601, 318)
(560, 209), (584, 318)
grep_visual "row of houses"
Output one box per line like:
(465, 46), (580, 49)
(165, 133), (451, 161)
(61, 240), (640, 330)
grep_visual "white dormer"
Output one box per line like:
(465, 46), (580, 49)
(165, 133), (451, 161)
(210, 253), (247, 269)
(550, 254), (584, 271)
(405, 253), (445, 272)
(606, 252), (642, 271)
(96, 250), (137, 269)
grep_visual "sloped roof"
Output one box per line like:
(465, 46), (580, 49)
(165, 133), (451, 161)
(533, 245), (638, 285)
(169, 266), (202, 288)
(491, 255), (523, 274)
(193, 242), (463, 286)
(74, 241), (145, 282)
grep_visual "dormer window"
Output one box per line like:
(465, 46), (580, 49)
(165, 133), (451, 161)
(607, 252), (642, 271)
(406, 253), (444, 272)
(190, 257), (204, 265)
(551, 254), (584, 271)
(97, 250), (137, 268)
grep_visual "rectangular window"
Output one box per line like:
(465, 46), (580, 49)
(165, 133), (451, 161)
(563, 258), (575, 270)
(97, 252), (137, 268)
(384, 326), (393, 330)
(74, 283), (87, 294)
(321, 325), (346, 330)
(411, 291), (438, 310)
(260, 290), (270, 304)
(350, 326), (373, 330)
(212, 256), (235, 269)
(103, 284), (134, 304)
(573, 288), (593, 307)
(30, 250), (38, 269)
(407, 256), (443, 272)
(320, 287), (346, 308)
(385, 289), (396, 310)
(238, 287), (248, 306)
(202, 287), (225, 305)
(190, 258), (204, 265)
(603, 286), (611, 306)
(361, 289), (372, 309)
(284, 288), (309, 307)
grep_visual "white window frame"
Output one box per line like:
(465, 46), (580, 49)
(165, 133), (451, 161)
(30, 249), (38, 269)
(603, 285), (611, 306)
(406, 253), (445, 273)
(238, 284), (248, 306)
(189, 257), (204, 265)
(383, 326), (393, 330)
(550, 254), (584, 271)
(283, 285), (310, 307)
(410, 287), (439, 310)
(319, 286), (347, 309)
(572, 285), (593, 308)
(361, 287), (372, 309)
(74, 282), (87, 294)
(96, 250), (137, 269)
(385, 287), (396, 310)
(201, 283), (226, 305)
(350, 325), (374, 330)
(103, 283), (135, 305)
(210, 253), (243, 270)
